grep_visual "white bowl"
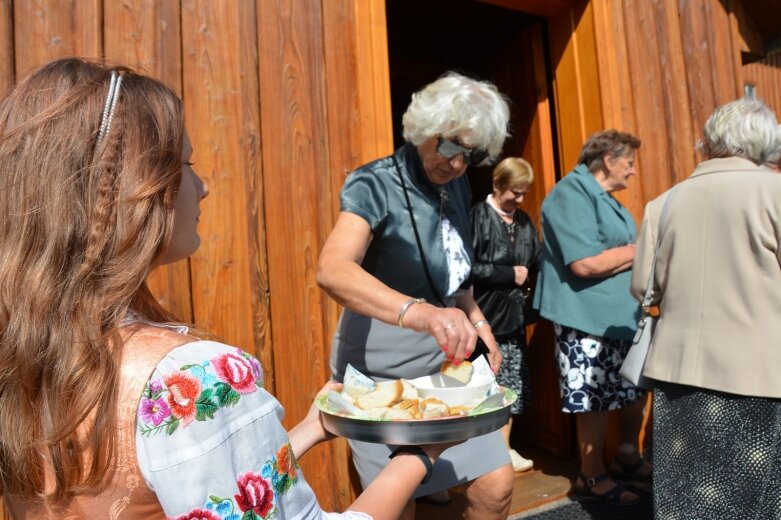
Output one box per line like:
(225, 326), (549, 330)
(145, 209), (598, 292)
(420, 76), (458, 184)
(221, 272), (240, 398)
(409, 373), (494, 407)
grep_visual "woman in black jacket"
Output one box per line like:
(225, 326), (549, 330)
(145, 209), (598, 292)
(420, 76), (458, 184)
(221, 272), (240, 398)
(470, 157), (541, 472)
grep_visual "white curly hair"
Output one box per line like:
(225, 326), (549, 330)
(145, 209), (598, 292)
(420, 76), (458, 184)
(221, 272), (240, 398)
(401, 72), (510, 164)
(700, 97), (778, 164)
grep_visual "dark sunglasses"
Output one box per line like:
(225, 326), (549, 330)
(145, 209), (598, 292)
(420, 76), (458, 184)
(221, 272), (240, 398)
(436, 136), (489, 166)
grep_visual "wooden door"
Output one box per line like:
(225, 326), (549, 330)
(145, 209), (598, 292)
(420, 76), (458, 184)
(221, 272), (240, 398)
(487, 22), (574, 459)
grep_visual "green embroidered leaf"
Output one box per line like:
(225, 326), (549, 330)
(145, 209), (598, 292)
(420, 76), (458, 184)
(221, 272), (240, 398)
(209, 495), (224, 503)
(214, 382), (241, 407)
(241, 511), (256, 520)
(179, 363), (199, 371)
(195, 389), (219, 420)
(166, 418), (180, 435)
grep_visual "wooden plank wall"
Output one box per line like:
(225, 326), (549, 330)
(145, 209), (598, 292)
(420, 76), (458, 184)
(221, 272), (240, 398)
(550, 0), (743, 227)
(0, 0), (392, 512)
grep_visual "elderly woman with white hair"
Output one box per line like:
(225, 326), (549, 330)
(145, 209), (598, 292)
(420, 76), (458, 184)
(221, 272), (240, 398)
(317, 72), (514, 519)
(632, 97), (781, 518)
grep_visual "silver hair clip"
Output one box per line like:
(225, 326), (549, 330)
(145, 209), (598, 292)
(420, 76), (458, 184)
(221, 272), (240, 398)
(97, 70), (123, 144)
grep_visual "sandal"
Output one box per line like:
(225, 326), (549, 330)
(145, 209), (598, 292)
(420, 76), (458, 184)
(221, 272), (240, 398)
(609, 456), (652, 483)
(571, 472), (640, 506)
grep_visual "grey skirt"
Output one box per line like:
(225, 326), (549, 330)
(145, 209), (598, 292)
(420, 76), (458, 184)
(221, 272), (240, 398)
(330, 309), (510, 495)
(654, 381), (781, 519)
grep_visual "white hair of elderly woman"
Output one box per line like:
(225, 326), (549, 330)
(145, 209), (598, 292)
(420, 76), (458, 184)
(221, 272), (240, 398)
(401, 71), (510, 164)
(764, 125), (781, 169)
(700, 97), (779, 164)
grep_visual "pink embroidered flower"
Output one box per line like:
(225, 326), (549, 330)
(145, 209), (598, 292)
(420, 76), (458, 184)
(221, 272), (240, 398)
(212, 352), (258, 394)
(235, 471), (274, 517)
(139, 396), (171, 426)
(276, 444), (297, 479)
(163, 371), (201, 425)
(172, 508), (220, 520)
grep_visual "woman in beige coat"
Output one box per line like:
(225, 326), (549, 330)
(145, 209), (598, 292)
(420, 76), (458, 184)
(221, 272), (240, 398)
(631, 97), (781, 519)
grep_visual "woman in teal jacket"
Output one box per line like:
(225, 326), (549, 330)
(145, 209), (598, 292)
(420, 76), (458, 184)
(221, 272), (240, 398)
(533, 130), (649, 506)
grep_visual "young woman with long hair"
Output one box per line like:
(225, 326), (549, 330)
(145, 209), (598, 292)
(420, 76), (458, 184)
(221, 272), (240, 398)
(0, 57), (451, 520)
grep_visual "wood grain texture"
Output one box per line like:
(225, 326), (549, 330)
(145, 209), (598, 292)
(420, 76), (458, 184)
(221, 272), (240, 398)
(180, 1), (266, 369)
(319, 0), (395, 507)
(103, 0), (194, 324)
(13, 0), (101, 76)
(257, 0), (339, 508)
(549, 0), (605, 174)
(0, 0), (12, 97)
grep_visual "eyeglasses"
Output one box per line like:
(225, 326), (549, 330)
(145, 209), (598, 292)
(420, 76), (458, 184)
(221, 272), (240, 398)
(436, 136), (489, 166)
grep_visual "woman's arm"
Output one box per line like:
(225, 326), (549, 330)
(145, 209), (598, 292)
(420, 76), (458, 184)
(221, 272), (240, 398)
(569, 244), (636, 278)
(317, 211), (478, 363)
(346, 445), (450, 520)
(288, 381), (342, 458)
(456, 291), (502, 373)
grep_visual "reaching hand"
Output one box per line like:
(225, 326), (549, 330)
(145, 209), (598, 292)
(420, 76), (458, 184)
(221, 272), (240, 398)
(401, 303), (477, 364)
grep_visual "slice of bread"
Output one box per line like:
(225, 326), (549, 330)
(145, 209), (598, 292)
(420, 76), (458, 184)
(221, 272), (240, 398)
(384, 407), (415, 420)
(448, 405), (472, 416)
(355, 380), (403, 410)
(400, 379), (419, 400)
(360, 407), (389, 420)
(392, 398), (421, 419)
(420, 397), (451, 418)
(441, 360), (473, 384)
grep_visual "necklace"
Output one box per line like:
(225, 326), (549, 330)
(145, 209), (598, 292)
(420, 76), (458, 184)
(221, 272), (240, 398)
(504, 221), (517, 242)
(487, 194), (515, 217)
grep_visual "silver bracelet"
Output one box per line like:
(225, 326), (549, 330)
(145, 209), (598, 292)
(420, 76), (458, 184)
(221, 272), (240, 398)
(473, 319), (490, 329)
(397, 297), (426, 328)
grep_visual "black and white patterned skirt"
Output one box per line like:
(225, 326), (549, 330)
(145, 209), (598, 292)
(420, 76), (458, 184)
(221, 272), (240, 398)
(554, 323), (646, 413)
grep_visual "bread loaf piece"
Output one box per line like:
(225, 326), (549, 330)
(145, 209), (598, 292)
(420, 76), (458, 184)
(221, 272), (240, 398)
(392, 398), (421, 419)
(441, 360), (473, 384)
(384, 407), (415, 420)
(400, 379), (419, 400)
(420, 397), (451, 418)
(355, 380), (403, 410)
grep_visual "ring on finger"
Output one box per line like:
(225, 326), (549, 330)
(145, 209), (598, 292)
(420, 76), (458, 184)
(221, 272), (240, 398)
(444, 323), (455, 330)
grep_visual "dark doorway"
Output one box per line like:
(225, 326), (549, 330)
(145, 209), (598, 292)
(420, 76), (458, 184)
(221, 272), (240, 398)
(386, 0), (540, 200)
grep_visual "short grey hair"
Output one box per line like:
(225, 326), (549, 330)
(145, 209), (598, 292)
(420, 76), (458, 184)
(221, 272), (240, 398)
(699, 97), (778, 164)
(402, 72), (510, 164)
(764, 125), (781, 167)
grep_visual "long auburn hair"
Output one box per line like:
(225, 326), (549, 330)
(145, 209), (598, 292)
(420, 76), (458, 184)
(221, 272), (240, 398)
(0, 58), (184, 500)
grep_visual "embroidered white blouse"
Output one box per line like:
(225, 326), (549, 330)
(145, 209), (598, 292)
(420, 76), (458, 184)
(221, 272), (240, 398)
(135, 339), (371, 520)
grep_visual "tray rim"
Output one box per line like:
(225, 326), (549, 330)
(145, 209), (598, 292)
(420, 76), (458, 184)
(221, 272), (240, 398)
(316, 387), (516, 444)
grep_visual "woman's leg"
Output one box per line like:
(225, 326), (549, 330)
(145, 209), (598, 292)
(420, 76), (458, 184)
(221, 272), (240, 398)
(462, 464), (514, 520)
(613, 395), (652, 477)
(575, 411), (638, 502)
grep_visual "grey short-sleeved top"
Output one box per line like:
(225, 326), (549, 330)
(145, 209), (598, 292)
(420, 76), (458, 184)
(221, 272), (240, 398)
(339, 143), (473, 303)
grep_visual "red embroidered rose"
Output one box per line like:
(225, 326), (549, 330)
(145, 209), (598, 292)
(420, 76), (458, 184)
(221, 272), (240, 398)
(163, 371), (201, 425)
(276, 444), (297, 479)
(212, 352), (258, 394)
(235, 471), (274, 517)
(172, 508), (220, 520)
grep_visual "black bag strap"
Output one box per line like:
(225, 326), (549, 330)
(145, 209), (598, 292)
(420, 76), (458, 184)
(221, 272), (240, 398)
(392, 155), (447, 306)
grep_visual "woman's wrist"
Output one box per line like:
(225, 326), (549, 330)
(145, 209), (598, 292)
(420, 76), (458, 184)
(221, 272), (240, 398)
(472, 319), (489, 329)
(397, 297), (426, 328)
(389, 445), (434, 484)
